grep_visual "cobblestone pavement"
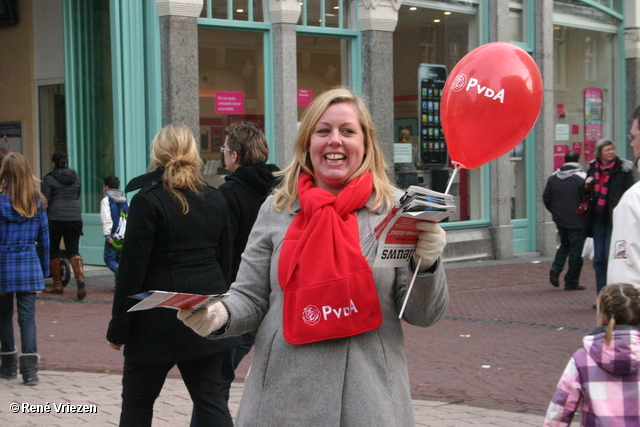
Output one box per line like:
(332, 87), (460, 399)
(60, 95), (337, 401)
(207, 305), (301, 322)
(1, 256), (597, 425)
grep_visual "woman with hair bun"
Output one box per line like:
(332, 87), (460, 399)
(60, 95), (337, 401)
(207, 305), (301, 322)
(41, 150), (85, 299)
(106, 123), (241, 426)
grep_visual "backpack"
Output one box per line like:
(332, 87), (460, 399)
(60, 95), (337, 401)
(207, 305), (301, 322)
(111, 204), (128, 251)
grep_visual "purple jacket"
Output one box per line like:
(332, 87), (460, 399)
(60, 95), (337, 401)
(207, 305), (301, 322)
(544, 326), (640, 426)
(0, 194), (50, 291)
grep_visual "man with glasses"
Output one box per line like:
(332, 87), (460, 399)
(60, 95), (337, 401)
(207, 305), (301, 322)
(607, 106), (640, 289)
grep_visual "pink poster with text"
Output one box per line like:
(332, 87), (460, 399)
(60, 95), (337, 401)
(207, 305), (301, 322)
(584, 88), (602, 163)
(215, 92), (245, 114)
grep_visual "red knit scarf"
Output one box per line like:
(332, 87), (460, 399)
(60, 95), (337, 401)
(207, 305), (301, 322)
(278, 172), (382, 345)
(593, 159), (615, 215)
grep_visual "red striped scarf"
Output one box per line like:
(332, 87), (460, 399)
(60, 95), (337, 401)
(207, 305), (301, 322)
(593, 159), (615, 215)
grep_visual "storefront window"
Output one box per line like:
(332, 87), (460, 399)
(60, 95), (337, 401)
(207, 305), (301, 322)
(201, 0), (265, 22)
(393, 3), (481, 222)
(198, 28), (265, 184)
(299, 0), (354, 28)
(554, 25), (617, 164)
(509, 0), (525, 43)
(296, 36), (349, 120)
(38, 84), (67, 178)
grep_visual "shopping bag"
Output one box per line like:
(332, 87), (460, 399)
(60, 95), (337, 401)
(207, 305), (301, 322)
(582, 237), (594, 260)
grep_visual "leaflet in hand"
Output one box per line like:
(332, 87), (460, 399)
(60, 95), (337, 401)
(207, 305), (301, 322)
(361, 185), (456, 268)
(127, 290), (229, 312)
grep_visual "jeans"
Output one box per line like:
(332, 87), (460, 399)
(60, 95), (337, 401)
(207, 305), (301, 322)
(0, 292), (37, 354)
(120, 352), (232, 427)
(104, 241), (120, 280)
(551, 225), (585, 289)
(592, 215), (612, 294)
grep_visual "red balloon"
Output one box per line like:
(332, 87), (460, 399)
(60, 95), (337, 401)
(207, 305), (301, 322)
(440, 42), (543, 169)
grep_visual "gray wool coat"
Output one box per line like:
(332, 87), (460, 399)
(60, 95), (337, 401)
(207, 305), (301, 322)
(216, 194), (449, 427)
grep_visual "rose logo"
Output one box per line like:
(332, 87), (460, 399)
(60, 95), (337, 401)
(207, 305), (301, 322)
(451, 74), (467, 92)
(302, 305), (321, 326)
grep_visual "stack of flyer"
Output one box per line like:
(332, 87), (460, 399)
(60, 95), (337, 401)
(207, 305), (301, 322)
(127, 291), (228, 312)
(361, 185), (456, 268)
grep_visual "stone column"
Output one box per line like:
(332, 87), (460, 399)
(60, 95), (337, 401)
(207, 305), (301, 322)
(535, 0), (557, 257)
(157, 0), (203, 138)
(487, 0), (513, 259)
(359, 0), (399, 169)
(270, 0), (301, 169)
(626, 0), (640, 128)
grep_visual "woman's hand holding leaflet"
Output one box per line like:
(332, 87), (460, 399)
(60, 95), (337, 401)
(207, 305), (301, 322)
(413, 221), (446, 270)
(177, 302), (229, 337)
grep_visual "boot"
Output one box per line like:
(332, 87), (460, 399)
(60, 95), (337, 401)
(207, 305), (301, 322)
(43, 258), (63, 294)
(70, 255), (86, 300)
(0, 349), (18, 379)
(19, 353), (39, 386)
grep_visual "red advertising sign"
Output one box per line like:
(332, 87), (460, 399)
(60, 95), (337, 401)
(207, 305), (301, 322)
(297, 89), (313, 107)
(215, 92), (244, 114)
(554, 144), (569, 170)
(572, 141), (582, 155)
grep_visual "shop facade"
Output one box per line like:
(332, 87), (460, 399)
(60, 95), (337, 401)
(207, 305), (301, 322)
(0, 0), (631, 264)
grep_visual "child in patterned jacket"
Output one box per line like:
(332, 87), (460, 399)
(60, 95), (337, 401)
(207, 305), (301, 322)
(544, 283), (640, 426)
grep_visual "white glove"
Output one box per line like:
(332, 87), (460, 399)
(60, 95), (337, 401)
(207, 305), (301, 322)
(177, 302), (229, 337)
(413, 221), (446, 271)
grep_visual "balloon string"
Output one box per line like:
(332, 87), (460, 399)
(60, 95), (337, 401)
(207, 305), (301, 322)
(444, 163), (461, 195)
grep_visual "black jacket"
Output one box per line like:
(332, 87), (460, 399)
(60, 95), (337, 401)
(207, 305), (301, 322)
(218, 163), (280, 282)
(106, 168), (242, 362)
(543, 162), (587, 230)
(584, 157), (635, 236)
(41, 168), (82, 222)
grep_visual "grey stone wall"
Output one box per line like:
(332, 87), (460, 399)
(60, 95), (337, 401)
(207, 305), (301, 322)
(361, 30), (395, 176)
(159, 15), (200, 138)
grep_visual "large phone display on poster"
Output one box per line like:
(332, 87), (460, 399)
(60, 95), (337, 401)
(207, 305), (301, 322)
(418, 64), (448, 167)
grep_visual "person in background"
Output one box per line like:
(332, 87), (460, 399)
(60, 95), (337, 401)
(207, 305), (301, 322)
(100, 175), (128, 287)
(583, 139), (634, 296)
(178, 87), (448, 426)
(608, 106), (640, 289)
(543, 150), (587, 291)
(41, 151), (86, 300)
(395, 128), (420, 189)
(544, 283), (640, 426)
(106, 123), (242, 427)
(217, 121), (280, 399)
(0, 152), (50, 385)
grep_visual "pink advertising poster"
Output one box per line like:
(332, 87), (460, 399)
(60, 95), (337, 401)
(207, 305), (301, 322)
(584, 88), (603, 163)
(572, 141), (582, 155)
(554, 144), (569, 170)
(215, 92), (244, 114)
(298, 89), (313, 107)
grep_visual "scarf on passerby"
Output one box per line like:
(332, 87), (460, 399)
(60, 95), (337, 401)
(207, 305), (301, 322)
(593, 158), (615, 215)
(278, 171), (382, 345)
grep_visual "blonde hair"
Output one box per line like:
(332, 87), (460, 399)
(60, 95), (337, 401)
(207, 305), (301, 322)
(224, 121), (269, 166)
(273, 87), (397, 213)
(597, 283), (640, 346)
(0, 152), (47, 218)
(149, 123), (205, 214)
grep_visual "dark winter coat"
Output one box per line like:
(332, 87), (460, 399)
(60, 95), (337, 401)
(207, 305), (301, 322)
(106, 168), (242, 363)
(218, 163), (280, 281)
(41, 168), (82, 222)
(584, 157), (635, 236)
(0, 194), (50, 292)
(543, 162), (587, 230)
